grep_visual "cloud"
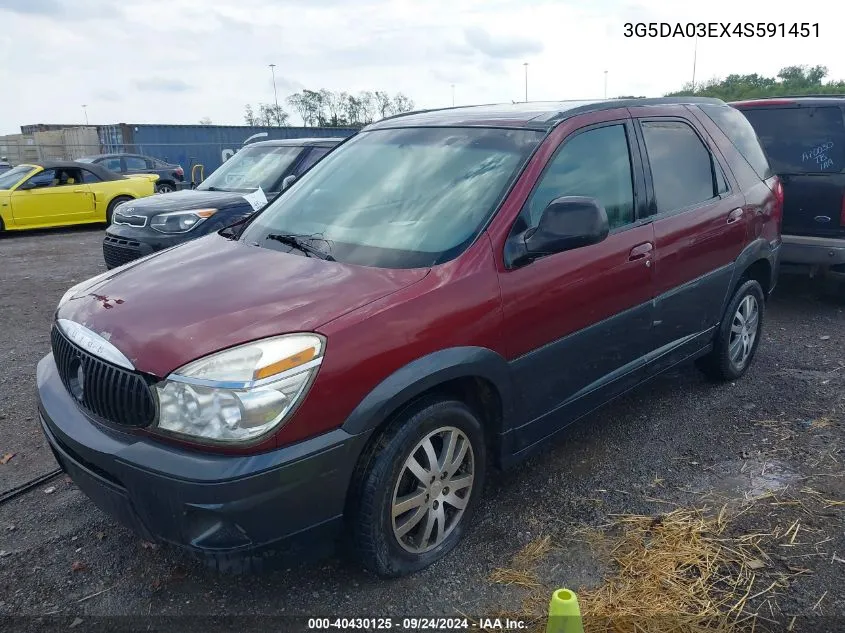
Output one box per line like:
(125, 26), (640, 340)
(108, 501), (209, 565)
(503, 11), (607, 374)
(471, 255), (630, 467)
(463, 26), (544, 60)
(0, 0), (118, 19)
(133, 78), (194, 93)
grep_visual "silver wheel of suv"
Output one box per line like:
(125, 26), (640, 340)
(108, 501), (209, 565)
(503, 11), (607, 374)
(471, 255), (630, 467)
(729, 294), (759, 370)
(391, 426), (475, 554)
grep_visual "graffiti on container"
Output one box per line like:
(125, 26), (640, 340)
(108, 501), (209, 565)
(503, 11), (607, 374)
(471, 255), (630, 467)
(802, 141), (835, 170)
(221, 133), (269, 163)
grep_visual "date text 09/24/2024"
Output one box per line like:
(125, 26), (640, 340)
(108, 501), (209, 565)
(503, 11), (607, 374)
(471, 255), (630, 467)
(307, 618), (528, 630)
(624, 22), (819, 38)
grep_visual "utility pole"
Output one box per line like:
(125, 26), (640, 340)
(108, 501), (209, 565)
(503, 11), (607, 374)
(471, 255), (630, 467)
(268, 63), (280, 125)
(523, 62), (529, 102)
(604, 70), (608, 99)
(82, 104), (89, 125)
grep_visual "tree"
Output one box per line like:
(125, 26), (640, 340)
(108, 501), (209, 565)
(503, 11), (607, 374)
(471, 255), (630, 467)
(198, 116), (213, 125)
(258, 103), (289, 127)
(244, 104), (258, 126)
(391, 93), (414, 115)
(665, 64), (845, 101)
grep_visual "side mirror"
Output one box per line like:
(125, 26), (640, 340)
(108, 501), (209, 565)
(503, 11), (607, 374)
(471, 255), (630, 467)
(510, 196), (609, 266)
(282, 175), (297, 190)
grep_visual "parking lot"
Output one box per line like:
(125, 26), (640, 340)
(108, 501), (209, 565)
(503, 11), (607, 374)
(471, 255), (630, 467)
(1, 226), (844, 626)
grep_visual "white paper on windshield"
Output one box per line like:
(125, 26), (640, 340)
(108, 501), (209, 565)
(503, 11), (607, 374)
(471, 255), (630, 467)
(242, 186), (268, 212)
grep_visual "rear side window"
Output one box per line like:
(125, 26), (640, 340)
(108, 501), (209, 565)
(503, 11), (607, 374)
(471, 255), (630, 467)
(125, 156), (148, 170)
(81, 169), (101, 184)
(641, 120), (716, 214)
(101, 157), (122, 172)
(700, 104), (772, 181)
(740, 106), (845, 174)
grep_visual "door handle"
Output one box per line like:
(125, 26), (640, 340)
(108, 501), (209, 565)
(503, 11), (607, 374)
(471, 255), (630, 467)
(726, 208), (744, 224)
(628, 242), (653, 261)
(73, 189), (85, 193)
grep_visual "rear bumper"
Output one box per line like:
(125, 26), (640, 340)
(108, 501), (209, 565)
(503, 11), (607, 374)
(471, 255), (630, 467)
(37, 353), (369, 556)
(781, 234), (845, 270)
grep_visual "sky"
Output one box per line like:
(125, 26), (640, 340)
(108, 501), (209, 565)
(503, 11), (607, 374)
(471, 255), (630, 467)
(0, 0), (839, 134)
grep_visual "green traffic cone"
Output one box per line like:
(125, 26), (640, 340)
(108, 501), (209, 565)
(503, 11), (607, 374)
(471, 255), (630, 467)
(546, 588), (584, 633)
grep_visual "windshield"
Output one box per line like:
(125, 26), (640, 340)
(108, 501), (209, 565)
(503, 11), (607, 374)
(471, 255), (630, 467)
(240, 127), (542, 268)
(0, 165), (36, 190)
(197, 145), (304, 193)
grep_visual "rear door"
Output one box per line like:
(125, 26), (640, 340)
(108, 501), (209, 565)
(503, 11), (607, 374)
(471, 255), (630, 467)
(630, 107), (748, 364)
(740, 104), (845, 237)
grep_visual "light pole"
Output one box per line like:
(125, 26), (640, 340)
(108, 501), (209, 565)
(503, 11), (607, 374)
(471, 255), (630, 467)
(82, 104), (89, 125)
(603, 70), (608, 99)
(523, 62), (529, 102)
(451, 84), (455, 106)
(691, 37), (698, 92)
(268, 63), (280, 125)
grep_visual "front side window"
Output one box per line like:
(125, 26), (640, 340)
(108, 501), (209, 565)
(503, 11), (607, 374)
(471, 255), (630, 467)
(519, 124), (635, 231)
(24, 169), (58, 189)
(0, 165), (36, 190)
(740, 106), (845, 174)
(101, 157), (122, 172)
(641, 120), (716, 214)
(240, 127), (543, 268)
(198, 145), (305, 194)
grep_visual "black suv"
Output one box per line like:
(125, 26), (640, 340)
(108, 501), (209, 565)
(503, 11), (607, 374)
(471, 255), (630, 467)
(101, 138), (342, 268)
(78, 153), (185, 194)
(733, 97), (845, 281)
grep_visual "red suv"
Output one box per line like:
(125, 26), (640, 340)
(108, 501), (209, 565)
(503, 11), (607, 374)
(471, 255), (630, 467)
(37, 98), (781, 577)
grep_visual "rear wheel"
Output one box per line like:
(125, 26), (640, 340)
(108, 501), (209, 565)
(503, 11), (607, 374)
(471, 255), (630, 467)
(156, 182), (175, 194)
(697, 279), (765, 382)
(106, 196), (132, 225)
(350, 398), (486, 577)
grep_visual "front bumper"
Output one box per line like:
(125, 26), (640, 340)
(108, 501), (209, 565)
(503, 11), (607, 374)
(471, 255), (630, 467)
(37, 353), (369, 556)
(102, 225), (192, 269)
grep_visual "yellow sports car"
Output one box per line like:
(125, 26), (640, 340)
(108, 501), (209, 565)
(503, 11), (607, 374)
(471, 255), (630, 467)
(0, 160), (158, 232)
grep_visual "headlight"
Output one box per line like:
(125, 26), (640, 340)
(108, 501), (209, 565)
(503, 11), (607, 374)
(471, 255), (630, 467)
(57, 269), (114, 310)
(154, 334), (324, 443)
(150, 208), (217, 233)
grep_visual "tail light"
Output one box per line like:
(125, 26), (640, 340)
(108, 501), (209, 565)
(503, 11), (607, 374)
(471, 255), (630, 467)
(767, 176), (784, 232)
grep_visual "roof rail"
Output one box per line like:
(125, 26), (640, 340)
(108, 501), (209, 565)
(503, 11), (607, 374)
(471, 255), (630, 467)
(734, 94), (845, 100)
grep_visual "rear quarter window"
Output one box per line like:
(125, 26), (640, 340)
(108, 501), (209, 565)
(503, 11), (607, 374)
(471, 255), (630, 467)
(700, 104), (772, 180)
(738, 105), (845, 174)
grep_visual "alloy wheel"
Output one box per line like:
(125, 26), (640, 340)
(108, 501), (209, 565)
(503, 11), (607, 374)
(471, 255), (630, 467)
(729, 294), (759, 369)
(391, 426), (475, 554)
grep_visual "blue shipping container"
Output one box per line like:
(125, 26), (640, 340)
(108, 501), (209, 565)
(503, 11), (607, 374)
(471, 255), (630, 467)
(100, 124), (357, 176)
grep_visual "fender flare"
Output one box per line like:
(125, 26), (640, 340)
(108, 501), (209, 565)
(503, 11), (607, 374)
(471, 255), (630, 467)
(341, 346), (514, 435)
(721, 237), (776, 315)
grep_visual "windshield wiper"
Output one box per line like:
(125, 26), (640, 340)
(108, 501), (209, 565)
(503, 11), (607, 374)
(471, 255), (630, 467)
(266, 234), (335, 261)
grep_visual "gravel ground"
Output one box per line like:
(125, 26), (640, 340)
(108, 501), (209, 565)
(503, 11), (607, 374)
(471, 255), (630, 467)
(0, 226), (843, 630)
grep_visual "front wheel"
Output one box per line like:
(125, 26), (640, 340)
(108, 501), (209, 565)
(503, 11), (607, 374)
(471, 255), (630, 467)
(697, 279), (765, 382)
(350, 398), (486, 577)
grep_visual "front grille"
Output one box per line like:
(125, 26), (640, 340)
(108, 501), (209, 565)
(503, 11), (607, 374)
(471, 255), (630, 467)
(51, 326), (156, 428)
(103, 236), (143, 268)
(112, 213), (147, 227)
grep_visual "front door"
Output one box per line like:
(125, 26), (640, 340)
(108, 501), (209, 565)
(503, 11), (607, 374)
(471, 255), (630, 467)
(631, 111), (748, 363)
(11, 168), (96, 227)
(497, 119), (656, 453)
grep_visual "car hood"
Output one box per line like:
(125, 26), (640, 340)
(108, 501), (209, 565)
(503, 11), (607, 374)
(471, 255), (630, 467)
(57, 234), (430, 377)
(116, 189), (250, 216)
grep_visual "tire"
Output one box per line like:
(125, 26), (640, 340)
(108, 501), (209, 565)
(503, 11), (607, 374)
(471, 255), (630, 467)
(697, 279), (765, 382)
(156, 182), (175, 194)
(350, 397), (486, 577)
(106, 196), (132, 225)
